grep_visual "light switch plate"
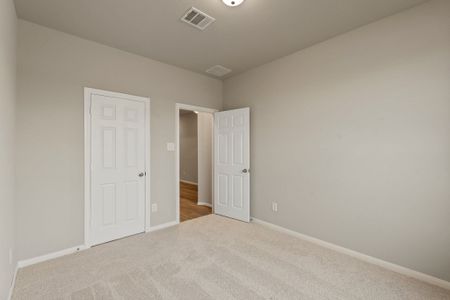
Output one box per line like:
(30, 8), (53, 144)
(151, 203), (158, 212)
(272, 202), (278, 212)
(167, 142), (175, 151)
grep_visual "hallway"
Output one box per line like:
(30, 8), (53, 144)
(180, 181), (212, 222)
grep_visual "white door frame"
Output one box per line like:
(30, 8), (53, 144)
(175, 103), (218, 223)
(84, 88), (151, 248)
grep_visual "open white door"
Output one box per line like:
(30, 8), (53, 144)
(214, 108), (250, 222)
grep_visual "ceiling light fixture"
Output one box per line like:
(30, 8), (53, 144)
(222, 0), (245, 7)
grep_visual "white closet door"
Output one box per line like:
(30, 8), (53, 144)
(90, 94), (146, 245)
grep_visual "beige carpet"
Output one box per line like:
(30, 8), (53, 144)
(13, 215), (450, 299)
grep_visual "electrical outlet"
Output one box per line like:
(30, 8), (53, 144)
(151, 203), (158, 212)
(9, 248), (13, 265)
(272, 202), (278, 212)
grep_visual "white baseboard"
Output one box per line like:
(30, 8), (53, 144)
(8, 264), (18, 300)
(146, 221), (179, 232)
(17, 245), (88, 269)
(197, 202), (212, 207)
(10, 221), (176, 297)
(251, 217), (450, 290)
(180, 180), (198, 185)
(16, 221), (180, 270)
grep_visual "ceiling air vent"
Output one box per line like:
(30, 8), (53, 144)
(206, 65), (232, 77)
(181, 7), (215, 30)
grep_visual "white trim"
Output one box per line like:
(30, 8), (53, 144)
(180, 179), (198, 185)
(144, 100), (152, 232)
(175, 103), (218, 223)
(17, 245), (88, 269)
(252, 217), (450, 290)
(146, 221), (179, 232)
(84, 88), (91, 248)
(177, 103), (217, 114)
(84, 88), (151, 247)
(197, 202), (212, 208)
(8, 265), (18, 300)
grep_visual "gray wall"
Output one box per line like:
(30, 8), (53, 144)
(0, 0), (17, 297)
(16, 20), (222, 261)
(179, 112), (198, 183)
(197, 112), (214, 205)
(224, 0), (450, 281)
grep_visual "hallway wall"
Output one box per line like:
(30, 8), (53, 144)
(179, 111), (198, 184)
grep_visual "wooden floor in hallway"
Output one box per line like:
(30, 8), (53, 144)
(180, 181), (212, 222)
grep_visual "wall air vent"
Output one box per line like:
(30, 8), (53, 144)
(206, 65), (232, 77)
(181, 7), (216, 31)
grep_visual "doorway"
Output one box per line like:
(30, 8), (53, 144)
(176, 104), (216, 223)
(175, 104), (251, 224)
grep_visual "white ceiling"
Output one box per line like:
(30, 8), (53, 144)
(14, 0), (427, 78)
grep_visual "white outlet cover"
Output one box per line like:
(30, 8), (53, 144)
(151, 203), (158, 212)
(167, 142), (175, 151)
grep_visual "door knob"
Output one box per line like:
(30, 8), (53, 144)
(242, 169), (249, 173)
(138, 172), (145, 177)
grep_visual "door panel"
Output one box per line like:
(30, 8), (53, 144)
(91, 94), (146, 245)
(214, 108), (250, 222)
(101, 183), (116, 225)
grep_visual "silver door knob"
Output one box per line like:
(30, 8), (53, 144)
(138, 172), (145, 177)
(242, 169), (249, 173)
